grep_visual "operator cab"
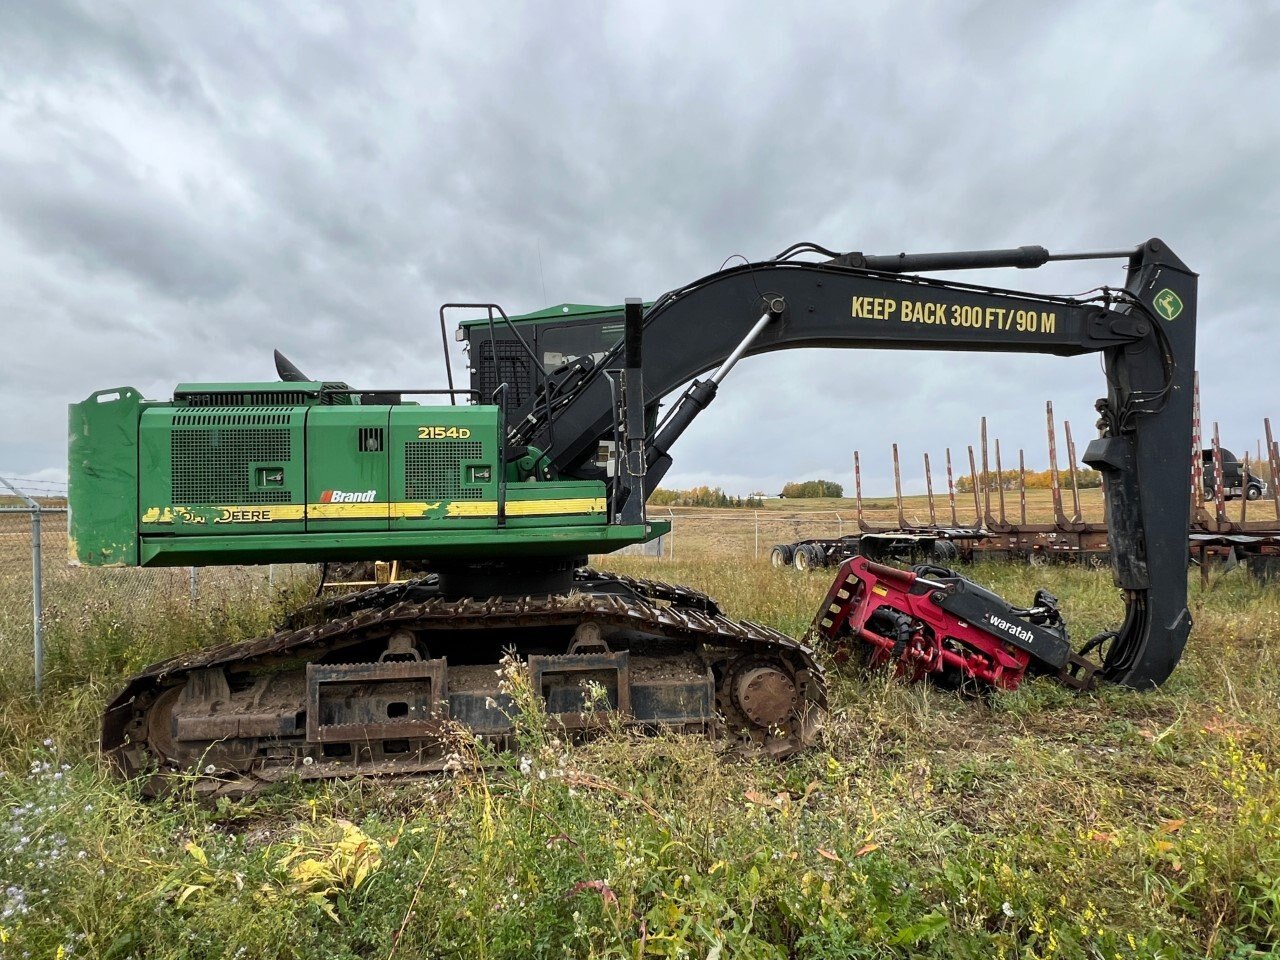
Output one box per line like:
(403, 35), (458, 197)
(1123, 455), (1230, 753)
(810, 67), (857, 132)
(457, 303), (635, 410)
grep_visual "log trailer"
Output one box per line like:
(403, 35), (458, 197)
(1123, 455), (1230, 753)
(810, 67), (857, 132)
(68, 238), (1196, 793)
(773, 400), (1280, 574)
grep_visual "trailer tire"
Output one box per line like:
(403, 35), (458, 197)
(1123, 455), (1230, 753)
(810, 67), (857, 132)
(931, 539), (959, 562)
(796, 544), (826, 570)
(770, 544), (794, 568)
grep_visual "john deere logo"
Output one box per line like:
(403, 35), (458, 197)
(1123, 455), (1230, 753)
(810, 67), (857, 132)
(1153, 288), (1183, 321)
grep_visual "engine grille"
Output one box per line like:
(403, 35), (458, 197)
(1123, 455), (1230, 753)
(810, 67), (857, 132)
(171, 423), (293, 505)
(175, 383), (350, 407)
(171, 411), (292, 427)
(178, 391), (311, 407)
(404, 440), (483, 501)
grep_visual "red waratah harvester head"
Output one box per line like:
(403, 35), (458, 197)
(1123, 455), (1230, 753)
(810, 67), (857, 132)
(811, 557), (1101, 692)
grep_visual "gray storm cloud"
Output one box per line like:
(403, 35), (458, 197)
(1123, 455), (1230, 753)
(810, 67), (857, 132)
(1, 1), (1276, 496)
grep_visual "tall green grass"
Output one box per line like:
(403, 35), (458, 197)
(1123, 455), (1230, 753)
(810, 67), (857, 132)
(1, 559), (1278, 957)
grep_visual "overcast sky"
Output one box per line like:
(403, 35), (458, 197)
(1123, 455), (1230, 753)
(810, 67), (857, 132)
(3, 2), (1277, 499)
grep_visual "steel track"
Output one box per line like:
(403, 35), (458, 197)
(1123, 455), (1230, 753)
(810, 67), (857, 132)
(103, 570), (824, 795)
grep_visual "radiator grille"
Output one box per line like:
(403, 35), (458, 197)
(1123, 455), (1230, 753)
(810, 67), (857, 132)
(476, 340), (531, 407)
(404, 440), (483, 501)
(178, 391), (311, 407)
(171, 410), (293, 427)
(171, 428), (293, 504)
(175, 383), (349, 407)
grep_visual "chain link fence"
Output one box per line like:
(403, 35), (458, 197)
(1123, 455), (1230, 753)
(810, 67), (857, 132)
(617, 508), (867, 562)
(0, 479), (314, 695)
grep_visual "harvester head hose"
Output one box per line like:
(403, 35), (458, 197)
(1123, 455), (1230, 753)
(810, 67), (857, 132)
(1101, 593), (1148, 683)
(1078, 629), (1119, 659)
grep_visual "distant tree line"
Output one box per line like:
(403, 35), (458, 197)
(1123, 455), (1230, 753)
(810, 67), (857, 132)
(955, 468), (1101, 493)
(649, 486), (764, 508)
(780, 479), (844, 499)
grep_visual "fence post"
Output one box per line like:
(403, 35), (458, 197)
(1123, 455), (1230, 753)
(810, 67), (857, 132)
(2, 478), (42, 696)
(189, 566), (199, 604)
(31, 505), (43, 698)
(754, 511), (759, 559)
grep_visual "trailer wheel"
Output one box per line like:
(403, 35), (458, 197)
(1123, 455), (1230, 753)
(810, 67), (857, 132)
(770, 544), (794, 568)
(931, 539), (959, 562)
(796, 544), (826, 570)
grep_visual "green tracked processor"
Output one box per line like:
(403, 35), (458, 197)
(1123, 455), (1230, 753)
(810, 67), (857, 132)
(70, 239), (1197, 796)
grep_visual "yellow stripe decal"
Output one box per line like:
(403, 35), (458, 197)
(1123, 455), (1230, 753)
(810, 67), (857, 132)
(141, 505), (306, 524)
(309, 499), (605, 519)
(142, 497), (607, 524)
(443, 498), (606, 518)
(308, 502), (391, 519)
(388, 502), (443, 519)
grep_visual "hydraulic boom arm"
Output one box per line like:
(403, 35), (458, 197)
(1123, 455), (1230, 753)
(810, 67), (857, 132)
(498, 239), (1196, 687)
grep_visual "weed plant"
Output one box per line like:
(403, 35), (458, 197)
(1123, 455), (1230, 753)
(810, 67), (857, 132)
(0, 559), (1278, 957)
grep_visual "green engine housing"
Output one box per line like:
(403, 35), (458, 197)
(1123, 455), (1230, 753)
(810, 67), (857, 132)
(68, 383), (661, 567)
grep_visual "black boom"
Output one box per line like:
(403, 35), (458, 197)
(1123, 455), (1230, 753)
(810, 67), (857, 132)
(471, 239), (1197, 688)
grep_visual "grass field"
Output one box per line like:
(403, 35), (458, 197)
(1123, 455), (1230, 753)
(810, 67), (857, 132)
(1, 514), (1279, 957)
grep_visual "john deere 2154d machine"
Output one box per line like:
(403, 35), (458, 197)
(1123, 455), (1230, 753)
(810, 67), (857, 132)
(70, 238), (1196, 794)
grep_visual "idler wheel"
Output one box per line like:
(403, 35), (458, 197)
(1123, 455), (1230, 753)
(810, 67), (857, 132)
(733, 666), (797, 728)
(144, 685), (183, 763)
